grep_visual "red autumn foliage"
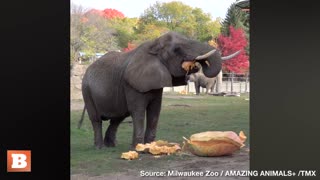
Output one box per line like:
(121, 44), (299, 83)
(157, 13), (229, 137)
(102, 8), (125, 19)
(85, 8), (125, 20)
(86, 9), (104, 16)
(217, 26), (249, 73)
(123, 42), (136, 52)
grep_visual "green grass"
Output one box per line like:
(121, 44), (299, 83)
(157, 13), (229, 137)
(71, 94), (249, 175)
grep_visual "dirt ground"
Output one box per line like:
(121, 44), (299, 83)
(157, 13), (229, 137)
(71, 149), (249, 180)
(71, 97), (250, 180)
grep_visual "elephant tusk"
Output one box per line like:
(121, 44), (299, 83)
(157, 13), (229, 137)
(205, 60), (210, 67)
(221, 50), (241, 61)
(195, 49), (217, 60)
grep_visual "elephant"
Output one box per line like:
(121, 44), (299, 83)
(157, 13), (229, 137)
(80, 31), (241, 149)
(187, 65), (222, 95)
(187, 68), (217, 95)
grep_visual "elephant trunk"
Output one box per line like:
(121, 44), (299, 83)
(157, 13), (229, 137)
(198, 54), (222, 78)
(195, 49), (241, 78)
(194, 48), (221, 78)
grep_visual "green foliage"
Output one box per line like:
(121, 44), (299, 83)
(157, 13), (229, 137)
(221, 3), (248, 35)
(107, 17), (139, 48)
(82, 13), (119, 52)
(138, 1), (221, 42)
(70, 4), (119, 64)
(71, 1), (249, 64)
(70, 3), (86, 64)
(135, 24), (170, 44)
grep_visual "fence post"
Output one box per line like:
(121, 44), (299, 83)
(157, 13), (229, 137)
(226, 74), (229, 92)
(231, 72), (234, 93)
(245, 74), (248, 93)
(215, 70), (223, 93)
(239, 78), (242, 93)
(187, 83), (189, 94)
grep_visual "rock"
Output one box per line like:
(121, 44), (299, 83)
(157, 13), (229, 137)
(70, 63), (89, 100)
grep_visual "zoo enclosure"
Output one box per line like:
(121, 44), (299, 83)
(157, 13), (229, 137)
(163, 73), (250, 94)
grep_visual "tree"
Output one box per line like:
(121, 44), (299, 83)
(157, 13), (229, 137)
(81, 12), (119, 54)
(70, 3), (87, 65)
(138, 1), (220, 42)
(218, 26), (249, 93)
(221, 2), (249, 55)
(102, 8), (125, 19)
(208, 38), (218, 48)
(135, 24), (169, 43)
(108, 17), (139, 48)
(221, 3), (248, 36)
(192, 9), (221, 41)
(218, 26), (249, 74)
(86, 8), (134, 48)
(85, 8), (125, 19)
(85, 8), (138, 49)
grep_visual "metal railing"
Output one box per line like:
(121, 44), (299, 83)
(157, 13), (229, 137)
(222, 73), (250, 93)
(163, 73), (250, 94)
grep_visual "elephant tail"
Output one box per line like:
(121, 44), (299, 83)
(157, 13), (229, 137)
(77, 105), (86, 129)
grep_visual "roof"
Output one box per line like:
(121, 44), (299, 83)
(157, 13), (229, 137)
(236, 0), (250, 9)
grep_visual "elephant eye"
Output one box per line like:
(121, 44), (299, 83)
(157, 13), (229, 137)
(173, 46), (181, 53)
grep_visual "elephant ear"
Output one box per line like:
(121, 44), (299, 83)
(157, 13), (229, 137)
(124, 53), (172, 93)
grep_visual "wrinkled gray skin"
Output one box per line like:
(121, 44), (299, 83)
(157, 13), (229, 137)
(81, 32), (225, 149)
(187, 71), (217, 95)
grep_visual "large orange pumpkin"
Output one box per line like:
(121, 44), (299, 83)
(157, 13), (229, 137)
(183, 131), (246, 157)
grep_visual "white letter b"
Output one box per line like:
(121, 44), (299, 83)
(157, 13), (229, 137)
(11, 154), (27, 168)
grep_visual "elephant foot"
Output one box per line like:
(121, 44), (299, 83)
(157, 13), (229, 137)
(129, 145), (136, 151)
(94, 143), (105, 150)
(144, 136), (156, 144)
(104, 138), (117, 147)
(131, 137), (144, 149)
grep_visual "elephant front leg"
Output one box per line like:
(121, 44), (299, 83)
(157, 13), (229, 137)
(145, 98), (162, 143)
(131, 111), (145, 149)
(205, 86), (209, 94)
(104, 118), (124, 147)
(195, 83), (200, 95)
(91, 120), (103, 149)
(211, 79), (217, 93)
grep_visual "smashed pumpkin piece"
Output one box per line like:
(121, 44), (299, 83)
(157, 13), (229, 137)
(121, 151), (139, 160)
(149, 145), (163, 155)
(135, 143), (151, 152)
(239, 131), (247, 143)
(135, 140), (181, 155)
(181, 61), (196, 71)
(183, 131), (247, 157)
(154, 140), (169, 146)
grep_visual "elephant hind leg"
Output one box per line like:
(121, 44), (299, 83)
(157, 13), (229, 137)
(83, 92), (104, 149)
(104, 117), (125, 147)
(90, 120), (103, 149)
(207, 85), (214, 94)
